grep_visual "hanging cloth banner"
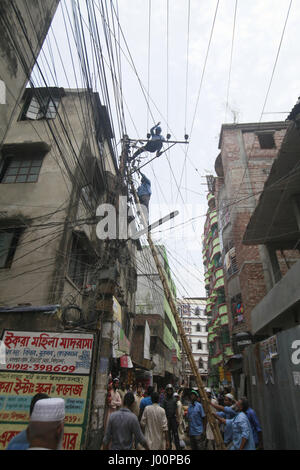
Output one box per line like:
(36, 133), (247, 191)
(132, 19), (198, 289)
(120, 355), (133, 368)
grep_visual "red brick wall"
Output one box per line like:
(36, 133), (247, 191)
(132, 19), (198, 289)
(218, 125), (288, 337)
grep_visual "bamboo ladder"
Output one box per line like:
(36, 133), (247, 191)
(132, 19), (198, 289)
(128, 175), (225, 450)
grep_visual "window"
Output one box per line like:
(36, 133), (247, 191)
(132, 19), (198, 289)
(0, 229), (22, 268)
(197, 340), (202, 350)
(224, 241), (238, 277)
(231, 293), (244, 324)
(0, 155), (43, 184)
(221, 327), (230, 345)
(68, 235), (90, 288)
(196, 323), (201, 332)
(199, 358), (204, 369)
(195, 306), (201, 316)
(21, 95), (60, 120)
(257, 131), (275, 149)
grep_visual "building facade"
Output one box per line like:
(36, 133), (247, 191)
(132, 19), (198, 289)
(204, 121), (296, 390)
(0, 0), (60, 146)
(178, 297), (208, 387)
(0, 86), (138, 449)
(241, 110), (300, 449)
(132, 245), (181, 388)
(202, 186), (233, 388)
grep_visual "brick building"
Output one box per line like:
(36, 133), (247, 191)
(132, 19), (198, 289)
(207, 121), (299, 391)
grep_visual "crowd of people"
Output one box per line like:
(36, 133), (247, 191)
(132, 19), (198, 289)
(103, 379), (263, 450)
(103, 379), (263, 451)
(4, 380), (263, 451)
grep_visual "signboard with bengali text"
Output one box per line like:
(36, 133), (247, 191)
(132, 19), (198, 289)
(0, 372), (89, 424)
(0, 330), (95, 450)
(1, 331), (94, 375)
(0, 423), (82, 450)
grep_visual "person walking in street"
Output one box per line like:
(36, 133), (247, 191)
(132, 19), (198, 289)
(242, 397), (263, 450)
(104, 378), (122, 433)
(27, 398), (65, 450)
(131, 384), (144, 418)
(162, 384), (181, 450)
(213, 397), (255, 450)
(103, 392), (149, 450)
(6, 393), (49, 450)
(118, 381), (127, 404)
(140, 392), (169, 450)
(139, 386), (153, 420)
(159, 387), (165, 406)
(174, 392), (185, 449)
(187, 390), (206, 450)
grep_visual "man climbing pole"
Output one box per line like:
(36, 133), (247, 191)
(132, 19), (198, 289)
(137, 171), (151, 225)
(129, 122), (165, 161)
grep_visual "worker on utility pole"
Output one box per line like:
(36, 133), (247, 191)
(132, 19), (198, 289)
(137, 171), (151, 225)
(129, 122), (165, 161)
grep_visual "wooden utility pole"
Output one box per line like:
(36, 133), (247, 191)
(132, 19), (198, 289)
(128, 176), (225, 450)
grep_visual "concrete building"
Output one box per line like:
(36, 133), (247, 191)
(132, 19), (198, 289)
(132, 245), (181, 388)
(178, 297), (208, 387)
(0, 0), (60, 146)
(240, 109), (300, 449)
(0, 86), (138, 449)
(202, 184), (233, 388)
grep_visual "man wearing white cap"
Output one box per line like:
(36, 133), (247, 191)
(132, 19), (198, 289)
(27, 398), (65, 450)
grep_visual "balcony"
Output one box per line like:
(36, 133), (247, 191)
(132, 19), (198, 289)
(211, 353), (223, 366)
(207, 192), (215, 205)
(211, 237), (221, 259)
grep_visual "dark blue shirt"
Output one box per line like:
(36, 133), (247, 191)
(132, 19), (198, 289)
(140, 396), (152, 412)
(137, 174), (152, 197)
(187, 401), (205, 436)
(6, 430), (29, 450)
(245, 408), (262, 446)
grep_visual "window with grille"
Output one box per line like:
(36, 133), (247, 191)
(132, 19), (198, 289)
(197, 340), (203, 350)
(224, 241), (238, 277)
(196, 323), (201, 332)
(21, 95), (60, 120)
(0, 155), (43, 184)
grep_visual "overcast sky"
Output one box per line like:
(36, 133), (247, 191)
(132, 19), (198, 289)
(36, 0), (299, 298)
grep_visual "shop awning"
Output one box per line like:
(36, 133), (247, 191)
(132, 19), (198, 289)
(0, 305), (60, 314)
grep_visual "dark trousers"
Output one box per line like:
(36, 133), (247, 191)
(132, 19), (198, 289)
(167, 417), (180, 450)
(190, 434), (205, 450)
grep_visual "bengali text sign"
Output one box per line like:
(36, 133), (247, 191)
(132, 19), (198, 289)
(1, 331), (94, 375)
(0, 372), (89, 425)
(0, 423), (82, 450)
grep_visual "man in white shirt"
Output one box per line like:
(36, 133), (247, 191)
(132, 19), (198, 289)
(140, 392), (170, 450)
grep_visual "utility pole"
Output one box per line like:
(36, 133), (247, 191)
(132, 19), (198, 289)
(88, 135), (132, 449)
(128, 179), (225, 450)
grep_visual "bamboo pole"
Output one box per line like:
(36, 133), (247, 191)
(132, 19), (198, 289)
(129, 177), (225, 450)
